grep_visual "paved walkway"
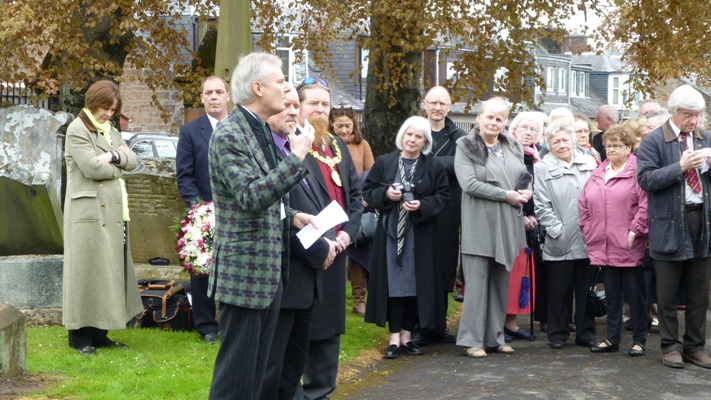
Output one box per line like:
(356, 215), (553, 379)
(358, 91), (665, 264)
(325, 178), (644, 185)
(334, 312), (711, 399)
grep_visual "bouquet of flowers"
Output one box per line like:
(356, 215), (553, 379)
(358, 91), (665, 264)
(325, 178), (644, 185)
(175, 201), (215, 276)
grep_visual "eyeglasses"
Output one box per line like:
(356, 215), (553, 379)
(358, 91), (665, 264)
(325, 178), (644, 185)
(297, 77), (329, 91)
(605, 144), (628, 150)
(424, 99), (451, 108)
(516, 125), (538, 133)
(331, 105), (355, 117)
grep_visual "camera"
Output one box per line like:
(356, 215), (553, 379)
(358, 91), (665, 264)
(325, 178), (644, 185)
(393, 182), (415, 203)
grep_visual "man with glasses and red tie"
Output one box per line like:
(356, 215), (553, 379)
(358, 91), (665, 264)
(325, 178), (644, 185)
(637, 84), (711, 369)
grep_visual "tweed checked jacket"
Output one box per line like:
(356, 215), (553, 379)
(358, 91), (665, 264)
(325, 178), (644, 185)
(208, 105), (309, 309)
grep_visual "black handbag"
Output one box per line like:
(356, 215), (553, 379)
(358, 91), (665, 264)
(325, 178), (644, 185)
(587, 267), (607, 318)
(127, 279), (193, 331)
(355, 211), (378, 245)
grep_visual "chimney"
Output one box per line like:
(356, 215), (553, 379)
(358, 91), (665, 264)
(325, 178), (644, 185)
(565, 35), (588, 54)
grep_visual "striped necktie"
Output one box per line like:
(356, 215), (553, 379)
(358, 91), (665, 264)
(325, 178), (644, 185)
(680, 132), (702, 194)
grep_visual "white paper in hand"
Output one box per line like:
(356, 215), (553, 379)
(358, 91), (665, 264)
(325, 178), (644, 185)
(296, 200), (349, 249)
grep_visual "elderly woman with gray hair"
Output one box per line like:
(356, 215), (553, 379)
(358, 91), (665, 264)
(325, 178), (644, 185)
(533, 121), (598, 350)
(454, 100), (531, 358)
(363, 116), (450, 360)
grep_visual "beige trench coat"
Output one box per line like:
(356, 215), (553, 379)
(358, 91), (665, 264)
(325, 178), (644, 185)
(62, 111), (143, 330)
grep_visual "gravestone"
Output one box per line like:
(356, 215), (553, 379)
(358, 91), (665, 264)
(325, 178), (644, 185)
(0, 105), (68, 255)
(0, 304), (26, 377)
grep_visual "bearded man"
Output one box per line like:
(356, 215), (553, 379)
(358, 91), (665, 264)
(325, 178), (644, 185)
(293, 78), (363, 400)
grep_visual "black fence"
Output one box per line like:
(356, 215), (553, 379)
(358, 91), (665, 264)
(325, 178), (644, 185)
(1, 81), (52, 109)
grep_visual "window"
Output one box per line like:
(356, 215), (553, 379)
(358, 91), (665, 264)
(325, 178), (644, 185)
(494, 67), (508, 92)
(577, 73), (585, 97)
(361, 48), (369, 79)
(131, 141), (154, 158)
(571, 71), (577, 95)
(546, 67), (554, 92)
(447, 62), (458, 83)
(558, 69), (566, 93)
(276, 36), (308, 84)
(154, 140), (177, 158)
(611, 76), (621, 105)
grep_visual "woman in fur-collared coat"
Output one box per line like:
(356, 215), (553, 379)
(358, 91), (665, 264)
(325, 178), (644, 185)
(454, 99), (530, 358)
(62, 80), (143, 355)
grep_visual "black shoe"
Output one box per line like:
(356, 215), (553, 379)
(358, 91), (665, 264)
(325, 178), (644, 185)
(76, 346), (96, 355)
(203, 333), (218, 345)
(384, 344), (400, 359)
(400, 341), (423, 356)
(549, 341), (565, 349)
(575, 340), (596, 348)
(568, 323), (577, 332)
(504, 332), (512, 343)
(429, 329), (457, 344)
(504, 327), (532, 340)
(590, 339), (619, 353)
(628, 343), (645, 357)
(411, 329), (427, 346)
(453, 292), (464, 303)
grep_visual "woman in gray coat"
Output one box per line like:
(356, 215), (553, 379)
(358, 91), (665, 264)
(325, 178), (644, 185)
(62, 80), (143, 355)
(533, 121), (597, 350)
(454, 99), (531, 358)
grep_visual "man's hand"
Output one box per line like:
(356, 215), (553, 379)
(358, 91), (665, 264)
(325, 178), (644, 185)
(322, 238), (339, 269)
(336, 230), (352, 250)
(290, 120), (315, 160)
(504, 190), (528, 208)
(628, 230), (636, 250)
(680, 149), (705, 171)
(116, 144), (130, 153)
(293, 212), (319, 230)
(518, 189), (533, 201)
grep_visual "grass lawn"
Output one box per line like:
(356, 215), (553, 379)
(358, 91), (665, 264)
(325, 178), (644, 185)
(22, 281), (391, 399)
(22, 278), (460, 399)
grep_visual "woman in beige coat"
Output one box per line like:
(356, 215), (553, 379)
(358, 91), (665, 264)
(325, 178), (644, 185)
(62, 80), (143, 355)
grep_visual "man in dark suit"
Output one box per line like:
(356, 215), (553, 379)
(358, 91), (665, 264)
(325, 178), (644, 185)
(294, 79), (363, 400)
(207, 52), (317, 400)
(176, 75), (229, 344)
(260, 86), (339, 400)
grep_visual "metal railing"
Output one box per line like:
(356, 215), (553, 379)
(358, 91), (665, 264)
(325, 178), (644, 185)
(1, 81), (51, 109)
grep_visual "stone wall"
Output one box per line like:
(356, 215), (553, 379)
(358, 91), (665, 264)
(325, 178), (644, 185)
(124, 158), (184, 265)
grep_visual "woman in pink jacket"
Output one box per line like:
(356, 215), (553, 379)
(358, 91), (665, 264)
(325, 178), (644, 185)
(579, 124), (649, 357)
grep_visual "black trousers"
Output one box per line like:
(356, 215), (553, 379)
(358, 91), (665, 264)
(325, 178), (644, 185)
(208, 280), (283, 400)
(653, 209), (711, 354)
(387, 296), (418, 333)
(67, 326), (114, 348)
(602, 266), (647, 346)
(545, 258), (596, 344)
(190, 273), (218, 337)
(261, 306), (314, 400)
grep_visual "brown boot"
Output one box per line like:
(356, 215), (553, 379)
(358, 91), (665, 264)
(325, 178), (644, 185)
(348, 260), (368, 317)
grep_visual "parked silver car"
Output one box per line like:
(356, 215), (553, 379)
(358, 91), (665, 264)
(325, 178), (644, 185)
(121, 132), (178, 158)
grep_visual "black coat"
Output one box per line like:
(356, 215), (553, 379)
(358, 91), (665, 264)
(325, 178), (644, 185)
(276, 147), (334, 309)
(306, 136), (364, 340)
(362, 150), (450, 330)
(431, 117), (466, 291)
